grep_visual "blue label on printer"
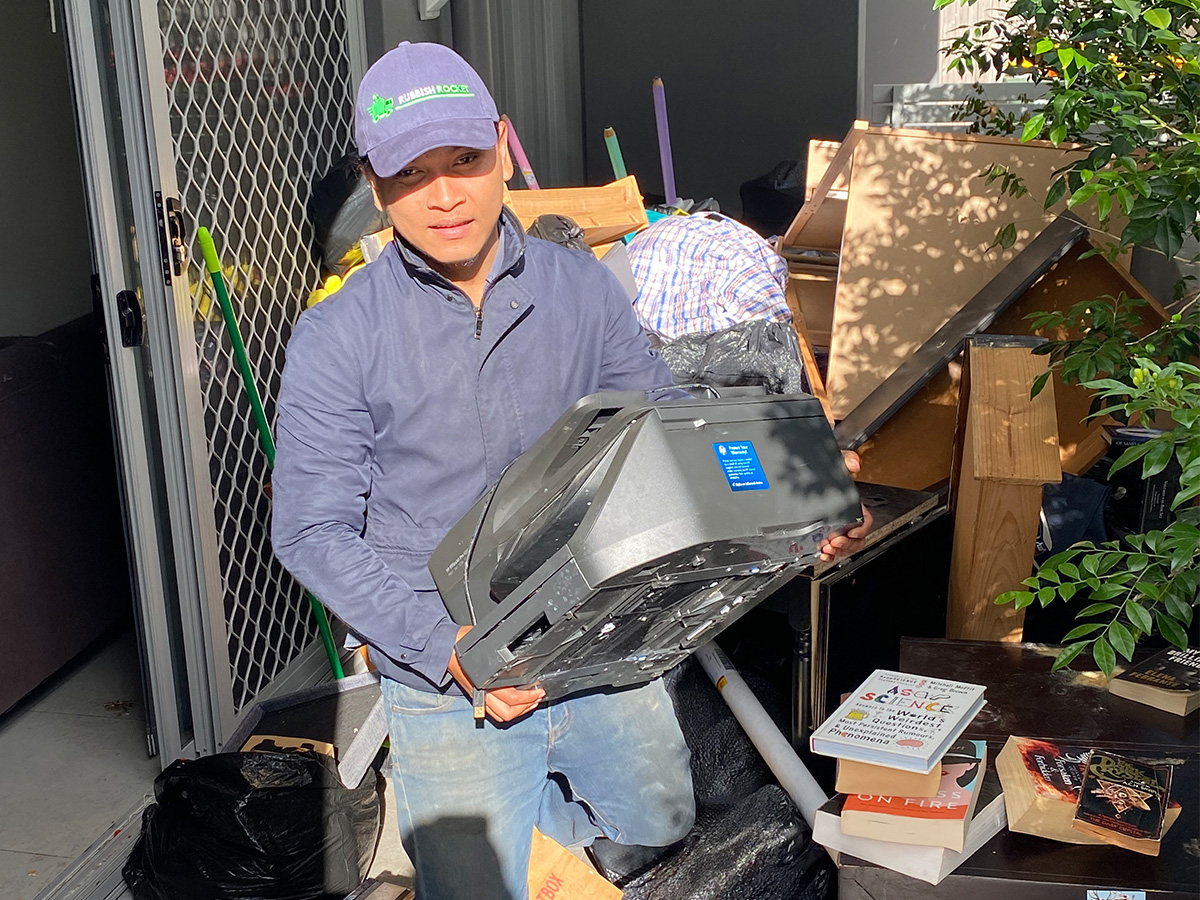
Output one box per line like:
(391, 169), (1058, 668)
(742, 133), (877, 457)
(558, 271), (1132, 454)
(713, 441), (770, 491)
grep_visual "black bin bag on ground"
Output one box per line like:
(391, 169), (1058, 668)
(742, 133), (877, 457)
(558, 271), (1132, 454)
(123, 751), (382, 900)
(589, 659), (834, 900)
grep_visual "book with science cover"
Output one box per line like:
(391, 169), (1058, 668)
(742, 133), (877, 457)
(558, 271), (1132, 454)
(809, 670), (987, 773)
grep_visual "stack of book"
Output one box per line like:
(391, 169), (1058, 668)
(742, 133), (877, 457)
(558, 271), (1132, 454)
(996, 735), (1183, 856)
(809, 670), (1004, 885)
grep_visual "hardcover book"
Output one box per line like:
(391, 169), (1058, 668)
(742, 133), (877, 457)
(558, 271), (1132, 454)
(813, 763), (1007, 885)
(997, 736), (1181, 846)
(840, 739), (986, 851)
(1108, 646), (1200, 716)
(1072, 750), (1173, 856)
(810, 670), (987, 773)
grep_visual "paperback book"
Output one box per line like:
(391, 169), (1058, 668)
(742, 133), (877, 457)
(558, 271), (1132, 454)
(1072, 750), (1173, 856)
(813, 764), (1006, 885)
(840, 740), (987, 851)
(835, 757), (941, 799)
(810, 670), (987, 773)
(996, 736), (1181, 846)
(1108, 646), (1200, 716)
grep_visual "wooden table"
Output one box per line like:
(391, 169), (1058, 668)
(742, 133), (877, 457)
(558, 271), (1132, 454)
(835, 638), (1199, 899)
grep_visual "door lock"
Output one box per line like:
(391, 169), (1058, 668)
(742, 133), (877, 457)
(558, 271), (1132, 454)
(155, 193), (187, 283)
(116, 290), (146, 347)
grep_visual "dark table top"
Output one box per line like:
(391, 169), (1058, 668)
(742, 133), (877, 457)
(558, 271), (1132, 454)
(900, 637), (1198, 751)
(836, 638), (1200, 897)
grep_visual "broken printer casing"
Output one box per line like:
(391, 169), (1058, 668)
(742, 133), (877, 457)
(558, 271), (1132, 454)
(429, 391), (862, 699)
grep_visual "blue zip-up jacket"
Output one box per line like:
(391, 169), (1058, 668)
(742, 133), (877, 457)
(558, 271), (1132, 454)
(271, 209), (673, 691)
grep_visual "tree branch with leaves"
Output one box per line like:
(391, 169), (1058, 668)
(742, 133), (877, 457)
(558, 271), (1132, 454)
(939, 0), (1200, 674)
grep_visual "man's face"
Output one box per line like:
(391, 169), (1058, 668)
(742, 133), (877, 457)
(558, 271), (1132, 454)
(367, 121), (513, 273)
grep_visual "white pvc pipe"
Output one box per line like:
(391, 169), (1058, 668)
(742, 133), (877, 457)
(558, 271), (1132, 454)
(694, 643), (829, 827)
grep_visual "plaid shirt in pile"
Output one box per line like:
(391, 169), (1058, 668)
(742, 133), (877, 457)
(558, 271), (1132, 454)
(627, 213), (791, 340)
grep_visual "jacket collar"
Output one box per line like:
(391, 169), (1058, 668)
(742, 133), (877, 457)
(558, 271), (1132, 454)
(392, 205), (527, 291)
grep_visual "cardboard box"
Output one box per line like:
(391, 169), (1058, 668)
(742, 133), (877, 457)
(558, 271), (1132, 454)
(504, 176), (647, 246)
(225, 671), (387, 788)
(528, 830), (621, 900)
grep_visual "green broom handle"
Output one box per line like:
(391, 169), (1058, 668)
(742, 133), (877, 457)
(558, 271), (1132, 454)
(197, 227), (344, 679)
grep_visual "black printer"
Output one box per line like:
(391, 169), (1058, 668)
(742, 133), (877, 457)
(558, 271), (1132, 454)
(429, 390), (861, 699)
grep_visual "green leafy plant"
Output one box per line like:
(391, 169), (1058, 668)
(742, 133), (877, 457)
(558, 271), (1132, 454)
(998, 356), (1200, 672)
(938, 0), (1200, 673)
(938, 0), (1200, 261)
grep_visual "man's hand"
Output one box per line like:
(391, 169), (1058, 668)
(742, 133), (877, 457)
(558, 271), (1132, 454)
(818, 450), (874, 562)
(447, 625), (545, 723)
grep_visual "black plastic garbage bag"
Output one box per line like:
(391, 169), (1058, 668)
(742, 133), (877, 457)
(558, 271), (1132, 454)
(616, 785), (832, 900)
(123, 751), (381, 900)
(660, 319), (808, 395)
(526, 214), (592, 254)
(590, 657), (834, 900)
(308, 152), (390, 274)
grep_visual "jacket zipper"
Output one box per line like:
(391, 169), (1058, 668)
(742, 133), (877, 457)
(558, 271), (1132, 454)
(473, 303), (483, 340)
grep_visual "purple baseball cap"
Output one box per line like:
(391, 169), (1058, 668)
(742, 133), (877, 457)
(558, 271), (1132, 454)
(354, 42), (499, 177)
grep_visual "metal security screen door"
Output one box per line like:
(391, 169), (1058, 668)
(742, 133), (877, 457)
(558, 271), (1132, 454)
(156, 0), (359, 731)
(68, 0), (362, 754)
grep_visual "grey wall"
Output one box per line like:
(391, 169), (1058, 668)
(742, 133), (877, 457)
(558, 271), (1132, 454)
(454, 0), (584, 187)
(363, 0), (451, 65)
(858, 0), (941, 118)
(1, 0), (95, 336)
(581, 1), (859, 219)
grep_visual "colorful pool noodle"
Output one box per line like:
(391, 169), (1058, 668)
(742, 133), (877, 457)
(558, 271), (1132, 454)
(603, 126), (627, 180)
(651, 77), (678, 206)
(501, 113), (540, 189)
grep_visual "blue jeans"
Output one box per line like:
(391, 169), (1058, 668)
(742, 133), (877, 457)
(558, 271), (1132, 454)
(381, 677), (695, 900)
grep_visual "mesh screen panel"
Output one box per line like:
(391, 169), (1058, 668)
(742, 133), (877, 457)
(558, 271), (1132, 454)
(158, 0), (354, 712)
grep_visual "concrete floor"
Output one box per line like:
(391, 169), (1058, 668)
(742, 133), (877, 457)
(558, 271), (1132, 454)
(0, 630), (590, 899)
(0, 627), (418, 899)
(0, 629), (161, 900)
(370, 779), (416, 887)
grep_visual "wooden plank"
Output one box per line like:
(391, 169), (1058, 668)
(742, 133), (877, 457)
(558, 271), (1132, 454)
(968, 340), (1062, 485)
(947, 339), (1058, 641)
(947, 410), (1034, 639)
(785, 277), (832, 421)
(785, 199), (847, 251)
(833, 215), (1087, 451)
(823, 128), (1092, 421)
(788, 270), (836, 348)
(777, 120), (868, 251)
(805, 139), (852, 200)
(855, 365), (961, 491)
(989, 243), (1166, 473)
(853, 244), (1164, 490)
(875, 245), (1163, 484)
(946, 466), (1042, 641)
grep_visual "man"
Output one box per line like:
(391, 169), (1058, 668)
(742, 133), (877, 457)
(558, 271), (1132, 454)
(272, 41), (868, 900)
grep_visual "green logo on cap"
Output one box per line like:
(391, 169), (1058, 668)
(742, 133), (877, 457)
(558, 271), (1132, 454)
(368, 93), (395, 123)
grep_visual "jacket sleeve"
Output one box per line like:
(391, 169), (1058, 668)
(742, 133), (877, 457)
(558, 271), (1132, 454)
(594, 265), (675, 392)
(271, 309), (458, 686)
